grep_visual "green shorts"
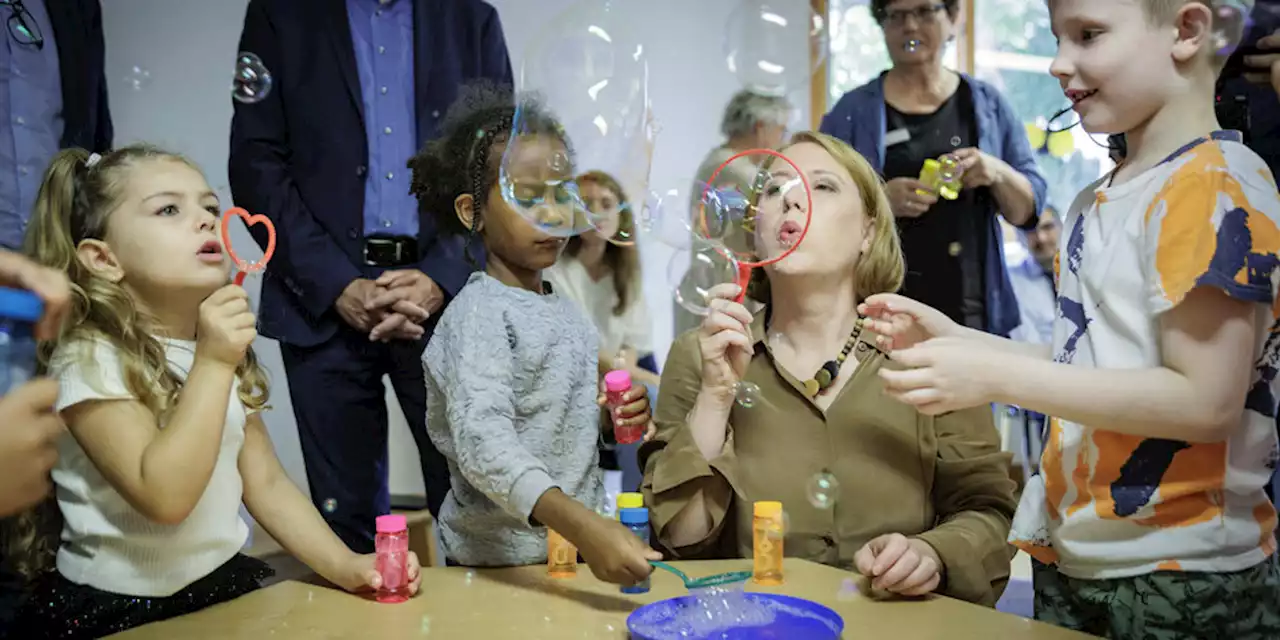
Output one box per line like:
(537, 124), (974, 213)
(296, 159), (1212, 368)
(1032, 555), (1280, 639)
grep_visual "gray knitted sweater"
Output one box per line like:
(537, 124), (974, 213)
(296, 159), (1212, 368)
(423, 272), (604, 566)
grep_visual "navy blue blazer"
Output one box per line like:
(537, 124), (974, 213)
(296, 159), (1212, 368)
(228, 0), (513, 347)
(49, 0), (112, 152)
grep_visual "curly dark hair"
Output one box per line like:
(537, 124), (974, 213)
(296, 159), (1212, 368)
(407, 80), (569, 265)
(870, 0), (960, 22)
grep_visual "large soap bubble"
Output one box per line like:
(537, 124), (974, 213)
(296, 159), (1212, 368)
(501, 0), (657, 240)
(724, 0), (829, 96)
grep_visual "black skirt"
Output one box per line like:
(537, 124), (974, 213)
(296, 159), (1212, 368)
(6, 553), (273, 639)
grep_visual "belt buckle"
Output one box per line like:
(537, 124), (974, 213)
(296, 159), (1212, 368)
(364, 237), (403, 266)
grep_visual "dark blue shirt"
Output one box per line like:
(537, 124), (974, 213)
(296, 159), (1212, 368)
(0, 0), (63, 249)
(347, 0), (418, 237)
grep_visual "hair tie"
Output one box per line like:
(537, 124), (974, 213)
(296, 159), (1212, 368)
(85, 153), (101, 168)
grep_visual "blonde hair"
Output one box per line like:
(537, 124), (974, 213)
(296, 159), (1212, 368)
(748, 131), (905, 302)
(2, 145), (270, 581)
(565, 171), (642, 315)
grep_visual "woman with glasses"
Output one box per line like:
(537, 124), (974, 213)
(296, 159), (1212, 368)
(820, 0), (1045, 339)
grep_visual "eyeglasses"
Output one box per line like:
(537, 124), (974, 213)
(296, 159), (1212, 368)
(0, 0), (42, 50)
(879, 3), (947, 28)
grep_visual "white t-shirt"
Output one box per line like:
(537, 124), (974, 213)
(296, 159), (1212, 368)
(545, 256), (652, 356)
(1009, 132), (1280, 579)
(48, 338), (249, 597)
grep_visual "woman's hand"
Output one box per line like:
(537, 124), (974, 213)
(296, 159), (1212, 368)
(884, 178), (938, 219)
(858, 293), (961, 351)
(854, 533), (943, 597)
(950, 148), (1007, 189)
(698, 284), (754, 398)
(335, 551), (422, 597)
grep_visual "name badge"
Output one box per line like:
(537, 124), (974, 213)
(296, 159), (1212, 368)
(885, 128), (911, 146)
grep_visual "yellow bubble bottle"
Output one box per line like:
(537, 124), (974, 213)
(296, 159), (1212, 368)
(917, 157), (963, 201)
(547, 528), (577, 579)
(752, 501), (785, 586)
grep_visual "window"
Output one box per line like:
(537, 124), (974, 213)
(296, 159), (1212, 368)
(973, 0), (1113, 210)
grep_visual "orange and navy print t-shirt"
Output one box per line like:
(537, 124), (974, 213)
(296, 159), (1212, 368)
(1009, 132), (1280, 580)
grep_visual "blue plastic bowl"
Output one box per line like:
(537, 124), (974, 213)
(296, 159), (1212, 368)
(627, 592), (844, 640)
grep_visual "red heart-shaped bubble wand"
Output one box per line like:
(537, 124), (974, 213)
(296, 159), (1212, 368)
(220, 207), (276, 286)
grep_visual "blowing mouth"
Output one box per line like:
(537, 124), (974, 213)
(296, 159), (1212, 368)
(197, 240), (223, 255)
(778, 220), (803, 247)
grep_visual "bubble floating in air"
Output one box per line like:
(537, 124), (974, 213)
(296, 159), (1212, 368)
(233, 52), (274, 104)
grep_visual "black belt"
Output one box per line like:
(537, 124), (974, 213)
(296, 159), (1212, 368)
(363, 235), (418, 267)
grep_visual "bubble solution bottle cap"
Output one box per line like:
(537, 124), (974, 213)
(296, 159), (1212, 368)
(754, 501), (782, 518)
(604, 369), (632, 393)
(616, 492), (643, 511)
(0, 287), (42, 323)
(376, 514), (407, 533)
(619, 507), (649, 525)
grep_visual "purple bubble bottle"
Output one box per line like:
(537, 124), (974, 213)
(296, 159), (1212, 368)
(375, 514), (410, 603)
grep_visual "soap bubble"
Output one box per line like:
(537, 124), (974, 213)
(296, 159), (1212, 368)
(503, 0), (656, 240)
(1212, 3), (1251, 57)
(905, 38), (921, 53)
(420, 614), (431, 635)
(668, 238), (741, 316)
(837, 577), (858, 601)
(641, 181), (714, 249)
(806, 471), (840, 509)
(734, 381), (760, 408)
(124, 66), (151, 91)
(233, 52), (273, 104)
(576, 172), (638, 246)
(724, 0), (828, 95)
(321, 498), (337, 514)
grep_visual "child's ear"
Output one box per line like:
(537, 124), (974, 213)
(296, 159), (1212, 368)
(1170, 2), (1214, 65)
(76, 239), (124, 283)
(454, 193), (484, 232)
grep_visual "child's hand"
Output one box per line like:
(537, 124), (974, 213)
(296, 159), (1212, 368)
(858, 293), (960, 351)
(597, 383), (656, 442)
(576, 516), (662, 586)
(336, 551), (422, 597)
(196, 285), (257, 367)
(853, 533), (942, 598)
(878, 337), (1001, 415)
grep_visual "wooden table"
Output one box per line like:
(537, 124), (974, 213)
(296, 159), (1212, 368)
(109, 559), (1096, 639)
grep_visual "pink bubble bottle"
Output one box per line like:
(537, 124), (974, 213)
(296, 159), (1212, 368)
(604, 369), (642, 445)
(375, 514), (410, 603)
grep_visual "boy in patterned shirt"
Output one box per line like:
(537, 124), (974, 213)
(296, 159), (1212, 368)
(856, 0), (1280, 637)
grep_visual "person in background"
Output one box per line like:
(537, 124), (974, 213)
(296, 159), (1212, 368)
(228, 0), (512, 552)
(0, 249), (68, 631)
(675, 91), (792, 338)
(546, 171), (657, 494)
(820, 0), (1044, 338)
(0, 0), (112, 250)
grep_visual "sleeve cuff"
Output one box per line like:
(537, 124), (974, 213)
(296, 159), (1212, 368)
(912, 526), (1010, 607)
(644, 421), (739, 557)
(508, 468), (558, 524)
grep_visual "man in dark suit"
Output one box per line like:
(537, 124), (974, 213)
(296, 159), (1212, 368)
(0, 0), (112, 250)
(228, 0), (512, 553)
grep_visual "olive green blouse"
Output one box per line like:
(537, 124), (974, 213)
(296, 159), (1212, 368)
(639, 316), (1019, 606)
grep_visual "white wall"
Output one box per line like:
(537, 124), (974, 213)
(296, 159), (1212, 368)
(100, 0), (810, 499)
